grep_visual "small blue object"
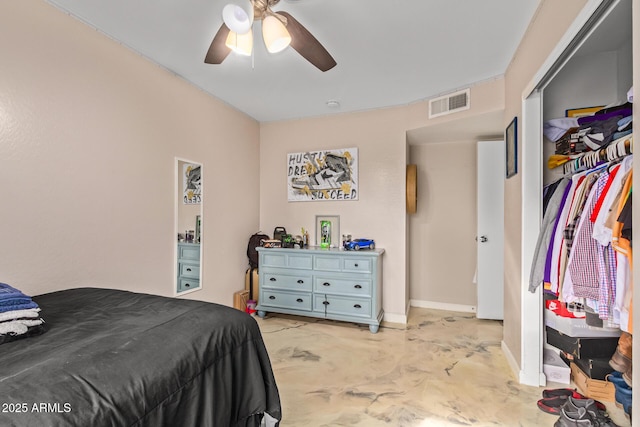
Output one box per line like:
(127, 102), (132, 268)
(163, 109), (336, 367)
(344, 239), (375, 251)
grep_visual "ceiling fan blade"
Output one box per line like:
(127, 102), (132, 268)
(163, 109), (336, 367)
(276, 11), (336, 72)
(204, 23), (232, 64)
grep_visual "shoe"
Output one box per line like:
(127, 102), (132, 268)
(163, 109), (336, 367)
(561, 396), (618, 426)
(554, 407), (594, 427)
(538, 394), (606, 415)
(608, 372), (632, 420)
(609, 331), (632, 375)
(539, 396), (571, 415)
(543, 388), (583, 399)
(622, 363), (632, 388)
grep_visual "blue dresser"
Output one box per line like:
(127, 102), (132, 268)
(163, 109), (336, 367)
(177, 242), (200, 294)
(256, 247), (384, 333)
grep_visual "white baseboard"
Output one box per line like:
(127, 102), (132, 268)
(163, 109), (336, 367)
(501, 340), (520, 381)
(410, 299), (476, 314)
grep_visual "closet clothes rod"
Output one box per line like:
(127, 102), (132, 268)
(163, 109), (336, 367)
(561, 135), (633, 175)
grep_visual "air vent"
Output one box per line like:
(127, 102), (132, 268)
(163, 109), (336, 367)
(428, 88), (470, 118)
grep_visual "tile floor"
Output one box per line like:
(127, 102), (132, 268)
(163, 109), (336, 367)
(256, 307), (630, 427)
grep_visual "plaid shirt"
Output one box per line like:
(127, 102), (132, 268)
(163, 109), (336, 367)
(567, 170), (610, 301)
(563, 174), (598, 252)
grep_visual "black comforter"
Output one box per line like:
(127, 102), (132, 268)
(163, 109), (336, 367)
(0, 288), (281, 427)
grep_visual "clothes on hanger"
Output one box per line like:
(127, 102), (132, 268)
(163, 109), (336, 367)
(529, 135), (633, 332)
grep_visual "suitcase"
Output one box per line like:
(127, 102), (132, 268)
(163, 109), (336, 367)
(245, 267), (259, 303)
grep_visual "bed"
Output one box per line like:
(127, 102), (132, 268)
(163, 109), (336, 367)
(0, 287), (281, 427)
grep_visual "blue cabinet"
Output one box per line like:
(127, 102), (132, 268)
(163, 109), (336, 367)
(256, 247), (384, 333)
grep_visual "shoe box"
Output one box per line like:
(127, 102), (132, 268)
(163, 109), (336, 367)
(570, 362), (616, 402)
(544, 308), (621, 338)
(545, 326), (619, 359)
(543, 348), (571, 384)
(573, 356), (615, 381)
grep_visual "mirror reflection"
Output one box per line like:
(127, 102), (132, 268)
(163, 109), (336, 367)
(176, 158), (202, 295)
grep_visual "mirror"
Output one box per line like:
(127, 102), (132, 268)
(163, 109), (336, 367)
(175, 158), (203, 295)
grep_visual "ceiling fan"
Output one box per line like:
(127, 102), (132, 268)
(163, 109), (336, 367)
(204, 0), (336, 72)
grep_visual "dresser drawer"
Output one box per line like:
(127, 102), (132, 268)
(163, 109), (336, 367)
(262, 290), (312, 311)
(313, 295), (371, 318)
(178, 277), (199, 293)
(314, 256), (342, 271)
(263, 272), (312, 291)
(314, 277), (371, 297)
(178, 244), (200, 261)
(315, 255), (373, 273)
(343, 258), (372, 273)
(179, 262), (199, 279)
(262, 252), (313, 269)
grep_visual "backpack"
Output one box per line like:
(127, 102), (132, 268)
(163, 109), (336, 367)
(247, 232), (269, 269)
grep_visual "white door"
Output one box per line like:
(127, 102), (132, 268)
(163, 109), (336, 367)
(476, 140), (505, 319)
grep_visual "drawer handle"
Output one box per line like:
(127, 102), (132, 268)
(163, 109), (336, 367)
(354, 263), (359, 267)
(354, 284), (362, 289)
(323, 282), (331, 287)
(297, 279), (304, 284)
(322, 301), (330, 306)
(269, 296), (276, 300)
(354, 304), (361, 309)
(270, 277), (277, 281)
(296, 298), (304, 303)
(185, 283), (190, 288)
(186, 268), (192, 272)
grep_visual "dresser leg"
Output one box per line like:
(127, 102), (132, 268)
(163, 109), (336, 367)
(369, 324), (379, 334)
(257, 310), (266, 318)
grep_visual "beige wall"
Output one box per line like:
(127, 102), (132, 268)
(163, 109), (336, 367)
(259, 108), (409, 319)
(259, 80), (506, 320)
(0, 1), (260, 305)
(502, 0), (589, 366)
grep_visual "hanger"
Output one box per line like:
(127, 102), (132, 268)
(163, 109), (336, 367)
(559, 133), (633, 176)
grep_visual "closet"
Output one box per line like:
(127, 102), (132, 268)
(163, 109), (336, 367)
(531, 0), (633, 418)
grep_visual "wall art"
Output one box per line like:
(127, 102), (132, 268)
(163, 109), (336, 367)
(287, 147), (358, 202)
(183, 162), (202, 204)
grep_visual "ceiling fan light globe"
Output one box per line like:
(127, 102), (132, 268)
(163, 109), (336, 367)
(262, 15), (291, 53)
(222, 1), (254, 34)
(225, 29), (253, 56)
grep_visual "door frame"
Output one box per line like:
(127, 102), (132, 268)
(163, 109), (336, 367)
(519, 0), (615, 386)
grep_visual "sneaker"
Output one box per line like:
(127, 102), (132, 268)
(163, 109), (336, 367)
(554, 407), (594, 427)
(543, 388), (583, 399)
(562, 396), (618, 426)
(539, 396), (571, 414)
(538, 395), (606, 415)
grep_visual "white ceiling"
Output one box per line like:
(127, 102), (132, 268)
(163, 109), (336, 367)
(46, 0), (541, 123)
